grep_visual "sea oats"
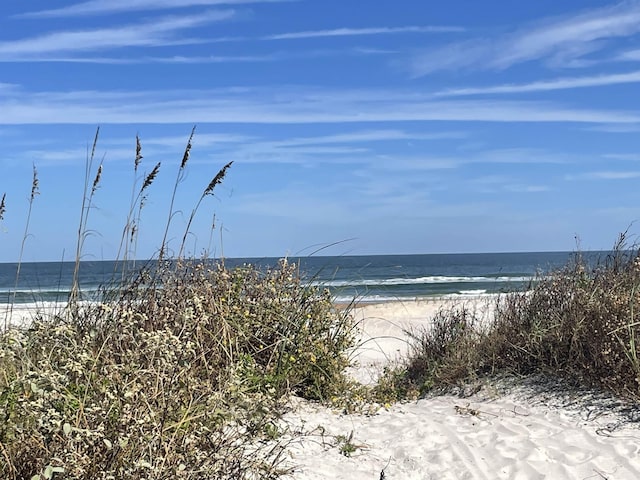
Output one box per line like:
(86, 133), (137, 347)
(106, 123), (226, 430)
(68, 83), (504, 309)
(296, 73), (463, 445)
(204, 161), (233, 196)
(31, 165), (40, 200)
(180, 126), (196, 170)
(141, 162), (161, 193)
(130, 223), (137, 244)
(0, 193), (5, 220)
(90, 127), (100, 163)
(135, 134), (143, 171)
(91, 164), (103, 195)
(160, 126), (197, 261)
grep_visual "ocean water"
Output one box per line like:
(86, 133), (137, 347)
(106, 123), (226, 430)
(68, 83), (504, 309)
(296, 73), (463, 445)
(0, 252), (587, 305)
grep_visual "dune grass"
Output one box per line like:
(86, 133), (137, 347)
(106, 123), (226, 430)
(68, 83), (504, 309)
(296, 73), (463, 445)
(377, 233), (640, 403)
(0, 130), (358, 479)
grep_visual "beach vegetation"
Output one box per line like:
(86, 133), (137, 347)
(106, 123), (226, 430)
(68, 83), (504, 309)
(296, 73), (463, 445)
(378, 232), (640, 403)
(335, 430), (360, 457)
(0, 130), (358, 479)
(3, 166), (39, 331)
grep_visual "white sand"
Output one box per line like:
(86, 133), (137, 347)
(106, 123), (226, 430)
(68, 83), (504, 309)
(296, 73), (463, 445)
(1, 301), (66, 328)
(279, 297), (640, 479)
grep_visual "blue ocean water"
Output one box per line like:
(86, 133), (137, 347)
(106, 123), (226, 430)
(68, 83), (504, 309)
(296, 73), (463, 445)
(0, 252), (585, 304)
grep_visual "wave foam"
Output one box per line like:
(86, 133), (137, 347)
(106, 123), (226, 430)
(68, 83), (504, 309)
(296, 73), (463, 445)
(317, 275), (533, 288)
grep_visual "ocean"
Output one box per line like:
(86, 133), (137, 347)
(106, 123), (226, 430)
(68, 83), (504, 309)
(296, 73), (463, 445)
(0, 251), (588, 305)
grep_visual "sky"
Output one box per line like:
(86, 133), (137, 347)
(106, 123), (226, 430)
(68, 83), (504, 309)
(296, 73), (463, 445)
(1, 0), (640, 262)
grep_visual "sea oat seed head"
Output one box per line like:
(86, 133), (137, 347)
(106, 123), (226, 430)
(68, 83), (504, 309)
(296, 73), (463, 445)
(135, 135), (143, 171)
(0, 193), (6, 220)
(204, 161), (233, 196)
(31, 164), (40, 200)
(141, 162), (161, 193)
(92, 164), (103, 194)
(180, 126), (197, 170)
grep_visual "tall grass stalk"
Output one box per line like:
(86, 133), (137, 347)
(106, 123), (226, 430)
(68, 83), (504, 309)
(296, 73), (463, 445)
(178, 161), (232, 259)
(3, 166), (39, 331)
(131, 162), (161, 263)
(115, 134), (143, 267)
(114, 134), (161, 276)
(69, 128), (102, 307)
(1, 193), (5, 329)
(159, 126), (195, 262)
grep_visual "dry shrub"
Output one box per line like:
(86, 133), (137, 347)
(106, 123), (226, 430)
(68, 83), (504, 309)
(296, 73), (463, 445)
(490, 239), (640, 396)
(0, 259), (356, 479)
(374, 304), (485, 402)
(0, 129), (357, 478)
(380, 235), (640, 401)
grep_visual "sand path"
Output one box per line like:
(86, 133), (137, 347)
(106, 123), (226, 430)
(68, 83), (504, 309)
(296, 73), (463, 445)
(280, 298), (640, 479)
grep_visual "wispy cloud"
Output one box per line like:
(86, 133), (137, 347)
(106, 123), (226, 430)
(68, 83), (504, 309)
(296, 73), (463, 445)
(17, 147), (138, 166)
(504, 184), (550, 193)
(191, 26), (462, 44)
(2, 88), (640, 125)
(408, 1), (640, 76)
(0, 45), (398, 64)
(352, 47), (398, 55)
(16, 0), (284, 18)
(0, 83), (18, 91)
(586, 123), (640, 133)
(435, 71), (640, 97)
(469, 175), (550, 194)
(471, 148), (572, 165)
(141, 132), (253, 147)
(264, 25), (464, 40)
(201, 129), (466, 166)
(271, 129), (465, 146)
(617, 48), (640, 61)
(33, 46), (397, 64)
(566, 170), (640, 180)
(5, 54), (280, 65)
(0, 10), (234, 58)
(602, 153), (640, 161)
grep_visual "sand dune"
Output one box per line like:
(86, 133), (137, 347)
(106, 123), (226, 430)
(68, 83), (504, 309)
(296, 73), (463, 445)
(280, 298), (640, 479)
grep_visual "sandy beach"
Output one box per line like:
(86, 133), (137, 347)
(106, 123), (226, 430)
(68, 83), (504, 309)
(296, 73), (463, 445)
(2, 301), (68, 328)
(4, 297), (640, 478)
(280, 297), (640, 479)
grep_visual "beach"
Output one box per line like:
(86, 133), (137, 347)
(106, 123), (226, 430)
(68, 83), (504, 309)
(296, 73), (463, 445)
(279, 298), (640, 479)
(3, 296), (640, 478)
(2, 301), (66, 327)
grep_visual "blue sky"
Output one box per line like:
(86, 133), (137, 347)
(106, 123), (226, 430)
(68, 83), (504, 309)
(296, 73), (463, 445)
(1, 0), (640, 262)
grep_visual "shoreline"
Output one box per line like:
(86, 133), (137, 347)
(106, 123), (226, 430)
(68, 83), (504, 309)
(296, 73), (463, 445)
(3, 294), (496, 328)
(1, 301), (68, 328)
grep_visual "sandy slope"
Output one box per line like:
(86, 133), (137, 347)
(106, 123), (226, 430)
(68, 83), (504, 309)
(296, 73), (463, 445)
(280, 298), (640, 480)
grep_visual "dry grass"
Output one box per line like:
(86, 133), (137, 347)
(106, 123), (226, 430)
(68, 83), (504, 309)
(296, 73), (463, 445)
(0, 259), (356, 479)
(378, 234), (640, 403)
